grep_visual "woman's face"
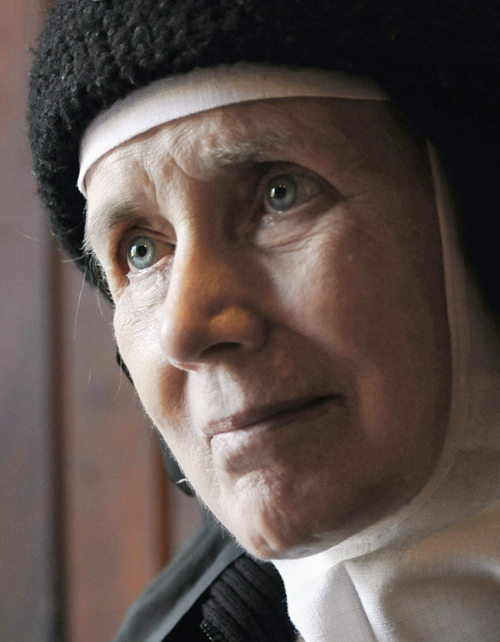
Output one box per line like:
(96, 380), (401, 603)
(85, 98), (450, 559)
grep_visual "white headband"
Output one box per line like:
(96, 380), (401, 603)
(78, 63), (389, 195)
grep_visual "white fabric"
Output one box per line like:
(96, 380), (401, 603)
(78, 63), (388, 195)
(273, 142), (500, 641)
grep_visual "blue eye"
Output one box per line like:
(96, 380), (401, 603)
(127, 235), (158, 270)
(266, 175), (298, 212)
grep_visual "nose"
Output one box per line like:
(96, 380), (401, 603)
(160, 239), (266, 369)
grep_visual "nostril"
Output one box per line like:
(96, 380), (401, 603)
(161, 300), (266, 367)
(200, 341), (244, 358)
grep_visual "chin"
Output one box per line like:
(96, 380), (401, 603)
(212, 472), (341, 560)
(226, 504), (348, 560)
(228, 513), (311, 560)
(210, 466), (416, 560)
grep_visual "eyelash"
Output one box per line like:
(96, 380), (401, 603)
(256, 166), (324, 221)
(117, 229), (174, 275)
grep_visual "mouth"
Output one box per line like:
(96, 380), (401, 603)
(203, 394), (345, 438)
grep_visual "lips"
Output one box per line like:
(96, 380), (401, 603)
(203, 394), (345, 438)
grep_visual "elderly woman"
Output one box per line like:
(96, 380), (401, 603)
(29, 1), (500, 641)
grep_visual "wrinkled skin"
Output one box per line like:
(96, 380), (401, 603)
(85, 98), (451, 559)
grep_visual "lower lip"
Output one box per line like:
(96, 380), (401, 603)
(209, 397), (338, 468)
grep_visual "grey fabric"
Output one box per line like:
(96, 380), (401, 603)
(112, 512), (243, 642)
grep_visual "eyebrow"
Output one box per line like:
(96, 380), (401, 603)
(83, 129), (291, 252)
(197, 130), (289, 171)
(84, 201), (144, 255)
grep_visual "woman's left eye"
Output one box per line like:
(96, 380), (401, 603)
(264, 173), (321, 214)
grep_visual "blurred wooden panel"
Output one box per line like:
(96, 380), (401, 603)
(0, 1), (56, 640)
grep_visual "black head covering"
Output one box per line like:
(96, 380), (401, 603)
(29, 0), (500, 309)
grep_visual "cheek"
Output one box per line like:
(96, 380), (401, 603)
(268, 216), (445, 438)
(269, 219), (419, 362)
(113, 274), (173, 417)
(113, 276), (217, 498)
(114, 282), (161, 362)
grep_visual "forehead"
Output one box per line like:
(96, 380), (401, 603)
(86, 97), (415, 187)
(85, 97), (429, 245)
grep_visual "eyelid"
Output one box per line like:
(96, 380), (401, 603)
(256, 163), (328, 213)
(116, 226), (175, 274)
(259, 162), (323, 183)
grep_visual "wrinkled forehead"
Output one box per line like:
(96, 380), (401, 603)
(78, 63), (389, 195)
(87, 97), (413, 188)
(84, 95), (436, 265)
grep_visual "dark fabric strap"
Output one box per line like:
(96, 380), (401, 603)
(199, 556), (296, 642)
(112, 514), (244, 642)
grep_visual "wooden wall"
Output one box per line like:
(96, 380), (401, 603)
(0, 2), (201, 641)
